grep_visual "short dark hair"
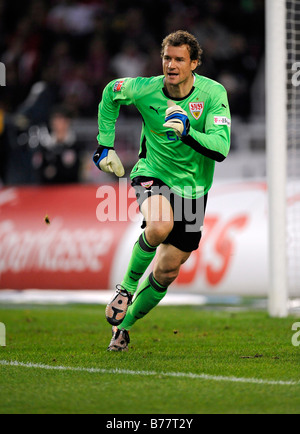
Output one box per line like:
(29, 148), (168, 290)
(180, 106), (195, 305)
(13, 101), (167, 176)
(161, 30), (203, 66)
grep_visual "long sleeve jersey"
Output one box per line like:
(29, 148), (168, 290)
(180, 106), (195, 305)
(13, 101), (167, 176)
(97, 73), (231, 199)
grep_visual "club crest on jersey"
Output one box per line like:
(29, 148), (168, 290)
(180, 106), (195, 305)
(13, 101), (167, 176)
(141, 180), (154, 189)
(189, 102), (204, 120)
(113, 80), (124, 92)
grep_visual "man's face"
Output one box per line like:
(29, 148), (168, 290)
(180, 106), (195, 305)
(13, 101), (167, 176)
(162, 44), (198, 86)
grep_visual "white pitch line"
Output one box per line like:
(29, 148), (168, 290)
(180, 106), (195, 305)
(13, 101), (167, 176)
(0, 360), (299, 387)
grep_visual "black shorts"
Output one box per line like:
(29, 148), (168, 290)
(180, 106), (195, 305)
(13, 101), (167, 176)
(131, 176), (208, 253)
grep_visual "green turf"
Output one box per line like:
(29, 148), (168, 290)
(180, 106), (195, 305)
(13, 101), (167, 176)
(0, 304), (299, 414)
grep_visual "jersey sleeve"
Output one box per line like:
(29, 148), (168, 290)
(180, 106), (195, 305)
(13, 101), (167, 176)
(97, 78), (137, 148)
(182, 85), (231, 162)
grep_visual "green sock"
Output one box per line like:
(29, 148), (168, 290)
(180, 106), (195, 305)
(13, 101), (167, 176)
(119, 272), (168, 331)
(121, 232), (157, 294)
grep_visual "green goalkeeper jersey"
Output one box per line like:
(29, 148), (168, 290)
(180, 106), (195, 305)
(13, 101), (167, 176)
(97, 73), (231, 199)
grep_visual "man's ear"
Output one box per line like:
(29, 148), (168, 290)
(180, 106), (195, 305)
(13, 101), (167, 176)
(191, 59), (199, 72)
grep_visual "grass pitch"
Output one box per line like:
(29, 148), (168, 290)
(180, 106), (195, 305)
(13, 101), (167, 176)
(0, 304), (299, 414)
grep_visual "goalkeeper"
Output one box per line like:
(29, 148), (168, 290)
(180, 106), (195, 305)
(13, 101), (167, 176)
(93, 30), (231, 351)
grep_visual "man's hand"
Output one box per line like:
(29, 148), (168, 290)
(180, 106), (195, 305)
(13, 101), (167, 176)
(93, 145), (125, 177)
(163, 100), (190, 137)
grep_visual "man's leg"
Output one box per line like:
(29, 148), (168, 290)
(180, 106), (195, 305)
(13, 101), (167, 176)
(153, 243), (191, 287)
(119, 243), (191, 331)
(106, 194), (173, 326)
(120, 232), (157, 295)
(108, 193), (207, 349)
(121, 194), (174, 293)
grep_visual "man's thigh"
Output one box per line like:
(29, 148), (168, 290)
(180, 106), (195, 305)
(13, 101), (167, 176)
(141, 194), (174, 225)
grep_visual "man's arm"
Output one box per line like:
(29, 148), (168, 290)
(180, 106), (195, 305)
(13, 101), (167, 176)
(181, 134), (228, 162)
(183, 87), (231, 162)
(97, 78), (136, 148)
(164, 87), (231, 162)
(94, 78), (136, 176)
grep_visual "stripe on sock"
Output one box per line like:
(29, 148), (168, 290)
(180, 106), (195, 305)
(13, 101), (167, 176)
(149, 272), (168, 293)
(131, 270), (143, 276)
(139, 233), (157, 253)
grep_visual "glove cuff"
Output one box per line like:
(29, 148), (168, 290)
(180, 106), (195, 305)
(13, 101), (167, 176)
(184, 119), (191, 136)
(164, 113), (190, 137)
(93, 145), (114, 166)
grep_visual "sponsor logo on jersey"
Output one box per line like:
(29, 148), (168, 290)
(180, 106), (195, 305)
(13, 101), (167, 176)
(113, 80), (124, 92)
(214, 116), (231, 127)
(189, 102), (204, 120)
(141, 180), (154, 189)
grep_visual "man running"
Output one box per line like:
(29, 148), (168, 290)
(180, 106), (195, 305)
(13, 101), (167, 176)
(93, 30), (231, 351)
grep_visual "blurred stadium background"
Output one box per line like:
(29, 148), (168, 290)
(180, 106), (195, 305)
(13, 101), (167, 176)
(0, 0), (298, 311)
(0, 0), (265, 184)
(2, 2), (300, 416)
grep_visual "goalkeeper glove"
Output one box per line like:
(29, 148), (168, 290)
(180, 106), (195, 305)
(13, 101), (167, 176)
(163, 100), (190, 137)
(93, 145), (125, 177)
